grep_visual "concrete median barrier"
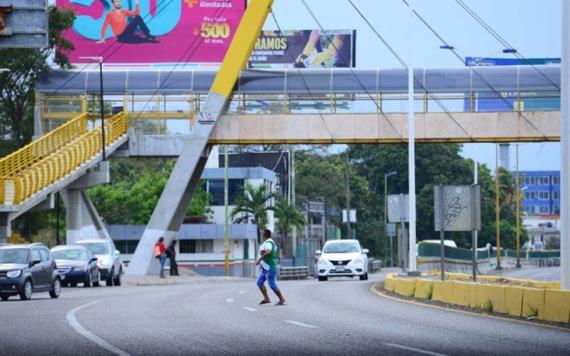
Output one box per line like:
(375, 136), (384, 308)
(522, 287), (545, 319)
(432, 280), (454, 304)
(414, 279), (434, 299)
(395, 278), (416, 297)
(544, 289), (570, 323)
(504, 286), (524, 317)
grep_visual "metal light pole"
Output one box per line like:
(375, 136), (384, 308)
(224, 145), (230, 276)
(345, 151), (352, 239)
(495, 145), (501, 269)
(384, 171), (397, 267)
(515, 144), (523, 269)
(79, 57), (106, 160)
(472, 161), (478, 281)
(407, 0), (417, 273)
(560, 0), (570, 290)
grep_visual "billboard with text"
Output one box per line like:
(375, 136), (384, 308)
(249, 30), (355, 69)
(58, 0), (246, 64)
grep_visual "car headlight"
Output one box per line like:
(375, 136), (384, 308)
(6, 270), (22, 279)
(318, 259), (330, 266)
(352, 256), (365, 265)
(97, 259), (111, 268)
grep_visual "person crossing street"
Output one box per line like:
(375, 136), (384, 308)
(255, 229), (286, 306)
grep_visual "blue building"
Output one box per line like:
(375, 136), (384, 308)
(517, 171), (560, 216)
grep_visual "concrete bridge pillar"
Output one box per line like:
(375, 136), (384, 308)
(0, 213), (11, 243)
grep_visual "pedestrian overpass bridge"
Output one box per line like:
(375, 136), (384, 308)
(0, 64), (561, 272)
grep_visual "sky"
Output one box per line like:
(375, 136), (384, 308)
(268, 0), (563, 172)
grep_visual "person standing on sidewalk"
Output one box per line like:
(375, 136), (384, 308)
(255, 229), (286, 305)
(166, 240), (179, 276)
(154, 237), (167, 278)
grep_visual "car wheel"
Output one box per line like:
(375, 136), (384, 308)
(49, 278), (62, 299)
(106, 268), (114, 286)
(318, 276), (328, 282)
(70, 282), (77, 288)
(19, 279), (33, 300)
(84, 272), (92, 288)
(113, 267), (121, 286)
(359, 273), (368, 281)
(61, 281), (69, 287)
(93, 271), (101, 287)
(1, 295), (9, 301)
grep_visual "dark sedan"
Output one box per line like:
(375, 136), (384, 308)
(50, 246), (100, 288)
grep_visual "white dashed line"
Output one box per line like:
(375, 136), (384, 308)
(226, 298), (234, 303)
(242, 307), (258, 312)
(284, 320), (317, 329)
(66, 300), (132, 356)
(238, 290), (246, 295)
(384, 343), (447, 356)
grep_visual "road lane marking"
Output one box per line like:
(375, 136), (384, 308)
(284, 320), (317, 329)
(226, 298), (234, 303)
(242, 307), (258, 312)
(238, 290), (246, 295)
(66, 300), (132, 356)
(370, 283), (570, 332)
(384, 343), (447, 356)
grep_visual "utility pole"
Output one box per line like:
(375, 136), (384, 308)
(224, 145), (230, 276)
(561, 0), (570, 290)
(291, 147), (297, 259)
(495, 144), (502, 269)
(472, 161), (478, 281)
(345, 151), (352, 239)
(515, 145), (522, 269)
(407, 0), (417, 272)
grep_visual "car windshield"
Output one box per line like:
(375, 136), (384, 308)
(80, 243), (109, 255)
(323, 242), (360, 254)
(0, 249), (29, 264)
(51, 249), (88, 261)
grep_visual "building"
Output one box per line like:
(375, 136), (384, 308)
(518, 170), (561, 216)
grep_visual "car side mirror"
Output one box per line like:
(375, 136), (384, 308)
(30, 259), (41, 267)
(362, 249), (369, 254)
(114, 250), (120, 255)
(90, 257), (98, 263)
(315, 250), (322, 256)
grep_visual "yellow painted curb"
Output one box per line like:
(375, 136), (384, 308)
(522, 287), (545, 319)
(414, 279), (434, 299)
(394, 278), (416, 297)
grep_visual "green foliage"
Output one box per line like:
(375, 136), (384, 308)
(231, 183), (277, 242)
(294, 144), (524, 259)
(88, 159), (212, 224)
(0, 6), (75, 152)
(427, 285), (433, 300)
(274, 196), (305, 252)
(483, 299), (494, 313)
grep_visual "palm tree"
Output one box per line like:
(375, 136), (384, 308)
(274, 197), (305, 257)
(231, 183), (276, 243)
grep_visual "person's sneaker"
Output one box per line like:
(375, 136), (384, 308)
(146, 36), (159, 43)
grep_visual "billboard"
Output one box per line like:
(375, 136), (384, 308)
(464, 57), (560, 112)
(57, 0), (246, 64)
(249, 30), (355, 69)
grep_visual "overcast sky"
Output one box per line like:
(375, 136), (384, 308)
(270, 0), (562, 172)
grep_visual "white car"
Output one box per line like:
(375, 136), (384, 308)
(316, 240), (369, 281)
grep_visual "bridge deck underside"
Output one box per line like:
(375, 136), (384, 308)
(207, 111), (559, 144)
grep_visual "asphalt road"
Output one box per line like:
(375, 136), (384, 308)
(1, 271), (569, 356)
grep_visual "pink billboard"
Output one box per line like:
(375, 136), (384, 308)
(58, 0), (246, 64)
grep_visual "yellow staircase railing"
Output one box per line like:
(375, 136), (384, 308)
(0, 112), (128, 206)
(0, 113), (89, 178)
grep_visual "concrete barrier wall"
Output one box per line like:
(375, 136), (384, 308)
(385, 274), (570, 324)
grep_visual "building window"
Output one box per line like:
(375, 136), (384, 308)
(552, 191), (560, 200)
(179, 240), (214, 253)
(179, 240), (196, 253)
(114, 240), (139, 254)
(554, 206), (561, 214)
(208, 179), (245, 206)
(552, 176), (560, 185)
(539, 191), (549, 200)
(539, 206), (550, 214)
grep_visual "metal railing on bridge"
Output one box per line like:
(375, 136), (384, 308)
(0, 112), (128, 206)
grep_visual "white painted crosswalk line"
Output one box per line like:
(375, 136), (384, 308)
(284, 320), (317, 329)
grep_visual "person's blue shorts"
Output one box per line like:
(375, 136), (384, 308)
(256, 268), (278, 290)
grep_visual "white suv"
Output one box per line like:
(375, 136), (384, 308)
(316, 240), (369, 281)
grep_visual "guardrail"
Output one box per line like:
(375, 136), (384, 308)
(0, 112), (128, 206)
(0, 113), (88, 177)
(279, 266), (309, 280)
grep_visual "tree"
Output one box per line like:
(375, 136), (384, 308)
(0, 6), (75, 153)
(231, 183), (276, 243)
(273, 196), (305, 256)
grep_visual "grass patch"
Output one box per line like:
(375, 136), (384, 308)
(410, 286), (416, 297)
(427, 285), (433, 300)
(483, 299), (494, 313)
(527, 307), (539, 318)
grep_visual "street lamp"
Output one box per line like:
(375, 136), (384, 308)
(79, 56), (106, 161)
(384, 171), (397, 267)
(517, 185), (529, 269)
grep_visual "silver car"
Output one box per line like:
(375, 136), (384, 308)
(76, 240), (122, 286)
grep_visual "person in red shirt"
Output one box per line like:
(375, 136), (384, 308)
(96, 0), (157, 44)
(154, 237), (167, 278)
